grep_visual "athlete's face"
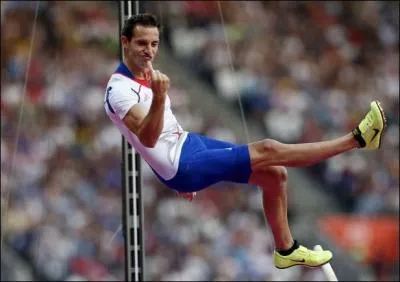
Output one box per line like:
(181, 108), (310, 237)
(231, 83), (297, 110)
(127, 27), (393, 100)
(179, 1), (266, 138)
(122, 25), (159, 71)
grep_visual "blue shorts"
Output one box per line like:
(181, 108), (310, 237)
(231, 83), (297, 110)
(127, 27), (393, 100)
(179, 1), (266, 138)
(153, 132), (252, 192)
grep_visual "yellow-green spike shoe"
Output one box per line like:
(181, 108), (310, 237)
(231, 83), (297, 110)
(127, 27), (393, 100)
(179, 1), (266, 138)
(274, 245), (333, 269)
(352, 100), (387, 150)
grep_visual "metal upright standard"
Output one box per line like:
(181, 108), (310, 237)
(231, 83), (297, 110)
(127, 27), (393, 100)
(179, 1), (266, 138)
(119, 1), (145, 281)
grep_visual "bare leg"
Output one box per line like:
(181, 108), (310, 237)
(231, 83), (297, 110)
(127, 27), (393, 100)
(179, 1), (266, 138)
(249, 133), (358, 170)
(249, 166), (293, 250)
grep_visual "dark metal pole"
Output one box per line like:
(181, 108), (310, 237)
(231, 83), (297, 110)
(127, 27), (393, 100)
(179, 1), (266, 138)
(119, 1), (144, 281)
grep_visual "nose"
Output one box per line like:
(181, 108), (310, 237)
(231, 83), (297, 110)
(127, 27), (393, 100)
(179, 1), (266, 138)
(144, 44), (153, 54)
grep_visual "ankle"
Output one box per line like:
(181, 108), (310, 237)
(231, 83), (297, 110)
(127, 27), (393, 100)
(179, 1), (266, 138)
(352, 128), (365, 148)
(276, 240), (299, 256)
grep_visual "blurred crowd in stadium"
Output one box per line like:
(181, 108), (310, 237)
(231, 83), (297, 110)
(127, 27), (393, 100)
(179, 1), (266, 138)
(1, 1), (398, 281)
(163, 1), (399, 214)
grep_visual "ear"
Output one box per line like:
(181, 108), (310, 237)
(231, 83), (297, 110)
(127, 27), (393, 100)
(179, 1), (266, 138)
(121, 36), (129, 48)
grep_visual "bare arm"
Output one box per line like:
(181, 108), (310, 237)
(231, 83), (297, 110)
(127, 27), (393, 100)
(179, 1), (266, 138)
(122, 64), (170, 148)
(122, 96), (166, 148)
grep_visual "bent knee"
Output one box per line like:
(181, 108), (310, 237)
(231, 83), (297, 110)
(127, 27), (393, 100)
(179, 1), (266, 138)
(249, 166), (288, 188)
(254, 139), (281, 155)
(249, 139), (284, 168)
(267, 166), (288, 184)
(272, 166), (288, 182)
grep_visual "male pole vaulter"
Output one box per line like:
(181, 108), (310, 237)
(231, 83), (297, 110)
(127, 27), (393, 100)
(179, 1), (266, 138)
(105, 14), (387, 269)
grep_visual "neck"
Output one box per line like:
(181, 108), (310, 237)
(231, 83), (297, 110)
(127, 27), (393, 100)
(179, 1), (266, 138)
(123, 58), (146, 79)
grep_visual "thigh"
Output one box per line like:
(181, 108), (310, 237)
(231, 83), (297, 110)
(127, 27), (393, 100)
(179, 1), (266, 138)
(163, 143), (252, 192)
(186, 144), (252, 187)
(196, 133), (236, 150)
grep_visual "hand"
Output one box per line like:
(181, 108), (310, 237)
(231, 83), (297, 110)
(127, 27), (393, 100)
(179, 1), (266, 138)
(176, 191), (197, 202)
(146, 62), (169, 99)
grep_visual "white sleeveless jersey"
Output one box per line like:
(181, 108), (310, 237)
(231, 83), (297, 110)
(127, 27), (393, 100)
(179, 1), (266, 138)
(104, 63), (187, 180)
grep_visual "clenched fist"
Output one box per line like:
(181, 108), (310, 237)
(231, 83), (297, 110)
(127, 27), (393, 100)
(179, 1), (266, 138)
(146, 62), (169, 100)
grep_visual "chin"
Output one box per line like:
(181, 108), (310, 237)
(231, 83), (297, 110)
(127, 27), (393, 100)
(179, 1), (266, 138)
(138, 62), (149, 69)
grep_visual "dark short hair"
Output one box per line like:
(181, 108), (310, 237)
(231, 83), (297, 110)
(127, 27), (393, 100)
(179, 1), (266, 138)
(122, 13), (161, 40)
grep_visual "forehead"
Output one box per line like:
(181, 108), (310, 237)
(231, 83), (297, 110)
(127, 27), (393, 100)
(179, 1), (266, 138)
(133, 25), (159, 40)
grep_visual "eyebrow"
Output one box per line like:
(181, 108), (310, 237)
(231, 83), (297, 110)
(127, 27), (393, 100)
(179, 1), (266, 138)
(135, 39), (159, 43)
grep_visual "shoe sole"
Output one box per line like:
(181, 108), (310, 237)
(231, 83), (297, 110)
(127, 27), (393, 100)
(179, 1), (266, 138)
(274, 256), (333, 269)
(373, 100), (387, 149)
